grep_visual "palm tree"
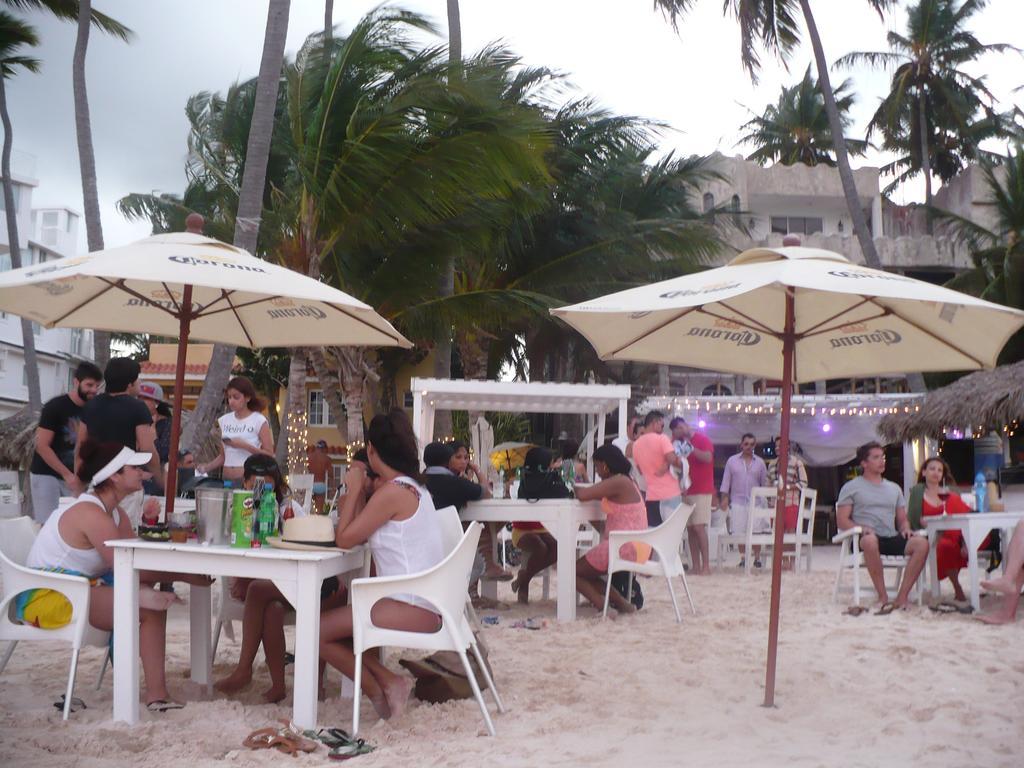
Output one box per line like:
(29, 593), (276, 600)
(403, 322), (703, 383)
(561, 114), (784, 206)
(936, 147), (1024, 364)
(739, 65), (868, 167)
(652, 0), (892, 268)
(183, 0), (291, 455)
(0, 11), (41, 410)
(837, 0), (1017, 229)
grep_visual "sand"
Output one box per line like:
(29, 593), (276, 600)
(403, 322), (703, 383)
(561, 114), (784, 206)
(1, 549), (1021, 768)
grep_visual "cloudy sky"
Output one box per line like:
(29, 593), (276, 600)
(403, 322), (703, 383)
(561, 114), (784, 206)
(9, 0), (1023, 252)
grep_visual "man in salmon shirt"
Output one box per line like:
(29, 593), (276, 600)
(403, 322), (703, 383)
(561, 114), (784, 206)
(632, 410), (684, 527)
(672, 417), (714, 575)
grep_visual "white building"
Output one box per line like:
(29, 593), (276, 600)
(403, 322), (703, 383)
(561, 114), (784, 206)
(700, 153), (973, 279)
(0, 152), (95, 418)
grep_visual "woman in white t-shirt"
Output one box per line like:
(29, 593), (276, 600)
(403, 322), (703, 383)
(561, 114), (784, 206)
(197, 376), (273, 484)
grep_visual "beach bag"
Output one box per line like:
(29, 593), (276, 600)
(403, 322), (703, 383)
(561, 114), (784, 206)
(517, 468), (571, 501)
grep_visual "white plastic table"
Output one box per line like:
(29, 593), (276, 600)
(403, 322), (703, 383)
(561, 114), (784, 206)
(107, 539), (366, 728)
(461, 498), (603, 622)
(922, 511), (1023, 611)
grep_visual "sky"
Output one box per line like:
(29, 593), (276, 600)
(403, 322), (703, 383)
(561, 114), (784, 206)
(8, 0), (1023, 253)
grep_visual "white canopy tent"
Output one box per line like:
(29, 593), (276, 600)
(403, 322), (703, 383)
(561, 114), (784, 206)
(410, 378), (631, 476)
(638, 393), (931, 491)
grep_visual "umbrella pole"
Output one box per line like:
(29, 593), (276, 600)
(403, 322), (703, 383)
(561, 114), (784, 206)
(763, 289), (795, 708)
(164, 284), (193, 519)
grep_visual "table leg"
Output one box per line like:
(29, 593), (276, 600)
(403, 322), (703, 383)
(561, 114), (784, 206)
(291, 567), (322, 729)
(112, 549), (140, 724)
(189, 584), (212, 690)
(928, 529), (940, 604)
(966, 524), (980, 613)
(555, 513), (577, 622)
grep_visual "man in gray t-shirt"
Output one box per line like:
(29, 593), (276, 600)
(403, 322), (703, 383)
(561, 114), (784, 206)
(836, 442), (928, 611)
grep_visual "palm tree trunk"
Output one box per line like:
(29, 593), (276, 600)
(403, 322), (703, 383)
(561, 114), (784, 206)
(799, 0), (881, 269)
(72, 0), (110, 367)
(918, 93), (933, 234)
(280, 347), (307, 471)
(308, 346), (348, 443)
(185, 0), (290, 453)
(430, 0), (463, 440)
(335, 346), (376, 444)
(324, 0), (333, 37)
(0, 76), (41, 411)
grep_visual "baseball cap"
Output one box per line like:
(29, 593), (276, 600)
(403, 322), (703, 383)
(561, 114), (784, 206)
(137, 381), (165, 402)
(316, 439), (328, 449)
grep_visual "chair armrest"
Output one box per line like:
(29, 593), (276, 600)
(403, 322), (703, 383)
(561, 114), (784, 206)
(832, 526), (862, 544)
(0, 560), (93, 629)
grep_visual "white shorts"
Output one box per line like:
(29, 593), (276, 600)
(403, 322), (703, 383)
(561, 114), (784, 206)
(727, 500), (772, 536)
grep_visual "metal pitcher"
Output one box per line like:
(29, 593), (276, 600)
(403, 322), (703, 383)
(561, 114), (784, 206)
(195, 487), (232, 545)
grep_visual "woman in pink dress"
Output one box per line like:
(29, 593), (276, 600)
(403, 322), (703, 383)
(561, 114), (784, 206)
(574, 444), (651, 614)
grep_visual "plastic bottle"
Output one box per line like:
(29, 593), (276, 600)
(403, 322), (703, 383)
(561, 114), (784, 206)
(496, 468), (505, 499)
(259, 481), (278, 542)
(973, 472), (987, 513)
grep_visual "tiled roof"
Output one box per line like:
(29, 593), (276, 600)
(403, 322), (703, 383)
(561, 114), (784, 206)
(140, 362), (209, 375)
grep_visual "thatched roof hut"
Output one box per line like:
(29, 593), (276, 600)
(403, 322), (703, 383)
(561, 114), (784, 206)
(0, 407), (39, 469)
(878, 361), (1024, 442)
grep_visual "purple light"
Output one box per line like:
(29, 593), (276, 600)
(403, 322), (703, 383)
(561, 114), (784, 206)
(698, 419), (707, 429)
(821, 423), (832, 433)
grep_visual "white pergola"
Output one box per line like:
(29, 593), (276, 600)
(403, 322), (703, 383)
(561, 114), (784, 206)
(411, 378), (631, 475)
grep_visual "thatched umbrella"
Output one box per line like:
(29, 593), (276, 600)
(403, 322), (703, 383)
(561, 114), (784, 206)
(878, 360), (1024, 441)
(0, 407), (39, 470)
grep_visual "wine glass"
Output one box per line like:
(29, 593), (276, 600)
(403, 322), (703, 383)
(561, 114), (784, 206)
(937, 484), (951, 516)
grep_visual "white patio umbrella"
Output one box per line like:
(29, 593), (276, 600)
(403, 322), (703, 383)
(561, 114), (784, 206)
(552, 242), (1024, 707)
(0, 218), (411, 512)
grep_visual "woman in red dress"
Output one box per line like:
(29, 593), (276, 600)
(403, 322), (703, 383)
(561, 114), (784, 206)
(917, 457), (972, 602)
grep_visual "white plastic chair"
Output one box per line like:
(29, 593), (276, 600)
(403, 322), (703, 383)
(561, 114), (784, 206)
(0, 516), (111, 720)
(349, 522), (505, 736)
(832, 517), (925, 607)
(782, 487), (818, 572)
(289, 473), (315, 515)
(602, 502), (696, 623)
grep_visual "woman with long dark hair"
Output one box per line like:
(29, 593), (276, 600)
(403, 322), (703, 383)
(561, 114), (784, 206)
(914, 457), (974, 602)
(574, 444), (647, 613)
(197, 376), (273, 485)
(319, 409), (445, 721)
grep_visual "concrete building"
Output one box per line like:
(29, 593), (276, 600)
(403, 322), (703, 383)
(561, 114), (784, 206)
(0, 152), (95, 418)
(701, 153), (973, 280)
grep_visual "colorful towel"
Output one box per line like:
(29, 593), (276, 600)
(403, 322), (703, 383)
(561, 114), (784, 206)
(15, 569), (113, 629)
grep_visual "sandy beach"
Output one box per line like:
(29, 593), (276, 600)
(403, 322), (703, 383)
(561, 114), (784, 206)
(1, 550), (1021, 768)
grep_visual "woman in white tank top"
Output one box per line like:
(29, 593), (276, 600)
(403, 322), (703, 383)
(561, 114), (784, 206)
(23, 440), (212, 711)
(196, 376), (274, 484)
(320, 409), (445, 723)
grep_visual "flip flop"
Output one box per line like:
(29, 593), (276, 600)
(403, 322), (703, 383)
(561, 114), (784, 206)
(874, 602), (897, 616)
(146, 699), (184, 713)
(929, 603), (959, 614)
(54, 694), (87, 713)
(843, 606), (868, 616)
(956, 603), (975, 615)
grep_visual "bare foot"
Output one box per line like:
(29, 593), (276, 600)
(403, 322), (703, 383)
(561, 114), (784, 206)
(510, 579), (529, 605)
(481, 566), (514, 582)
(615, 602), (637, 615)
(976, 612), (1015, 625)
(382, 676), (414, 720)
(981, 576), (1017, 596)
(214, 668), (252, 694)
(261, 685), (286, 704)
(139, 588), (180, 611)
(368, 691), (390, 720)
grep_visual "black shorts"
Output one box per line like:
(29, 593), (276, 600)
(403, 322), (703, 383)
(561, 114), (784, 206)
(876, 535), (908, 557)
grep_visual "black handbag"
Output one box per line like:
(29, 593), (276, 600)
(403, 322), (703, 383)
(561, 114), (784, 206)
(517, 468), (571, 501)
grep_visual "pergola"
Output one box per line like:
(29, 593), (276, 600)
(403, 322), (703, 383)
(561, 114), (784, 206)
(410, 378), (631, 475)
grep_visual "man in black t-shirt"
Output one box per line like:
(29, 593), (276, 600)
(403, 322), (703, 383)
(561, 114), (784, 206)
(29, 361), (104, 523)
(76, 358), (163, 492)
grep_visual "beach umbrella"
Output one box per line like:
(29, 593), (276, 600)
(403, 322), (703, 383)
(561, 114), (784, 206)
(0, 216), (411, 514)
(551, 240), (1024, 707)
(489, 442), (534, 472)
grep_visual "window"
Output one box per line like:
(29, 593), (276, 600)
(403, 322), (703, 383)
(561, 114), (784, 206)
(702, 192), (715, 214)
(0, 349), (6, 372)
(308, 389), (335, 426)
(333, 463), (346, 490)
(32, 321), (41, 336)
(41, 211), (59, 227)
(66, 212), (76, 233)
(770, 216), (823, 235)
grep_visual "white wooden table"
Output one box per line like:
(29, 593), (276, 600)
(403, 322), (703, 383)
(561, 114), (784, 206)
(461, 498), (603, 622)
(922, 511), (1023, 611)
(107, 539), (366, 728)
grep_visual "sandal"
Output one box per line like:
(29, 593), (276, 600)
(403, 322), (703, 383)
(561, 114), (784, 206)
(929, 603), (959, 614)
(146, 699), (184, 713)
(54, 694), (87, 713)
(301, 727), (375, 760)
(244, 721), (318, 756)
(874, 602), (897, 616)
(843, 606), (868, 616)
